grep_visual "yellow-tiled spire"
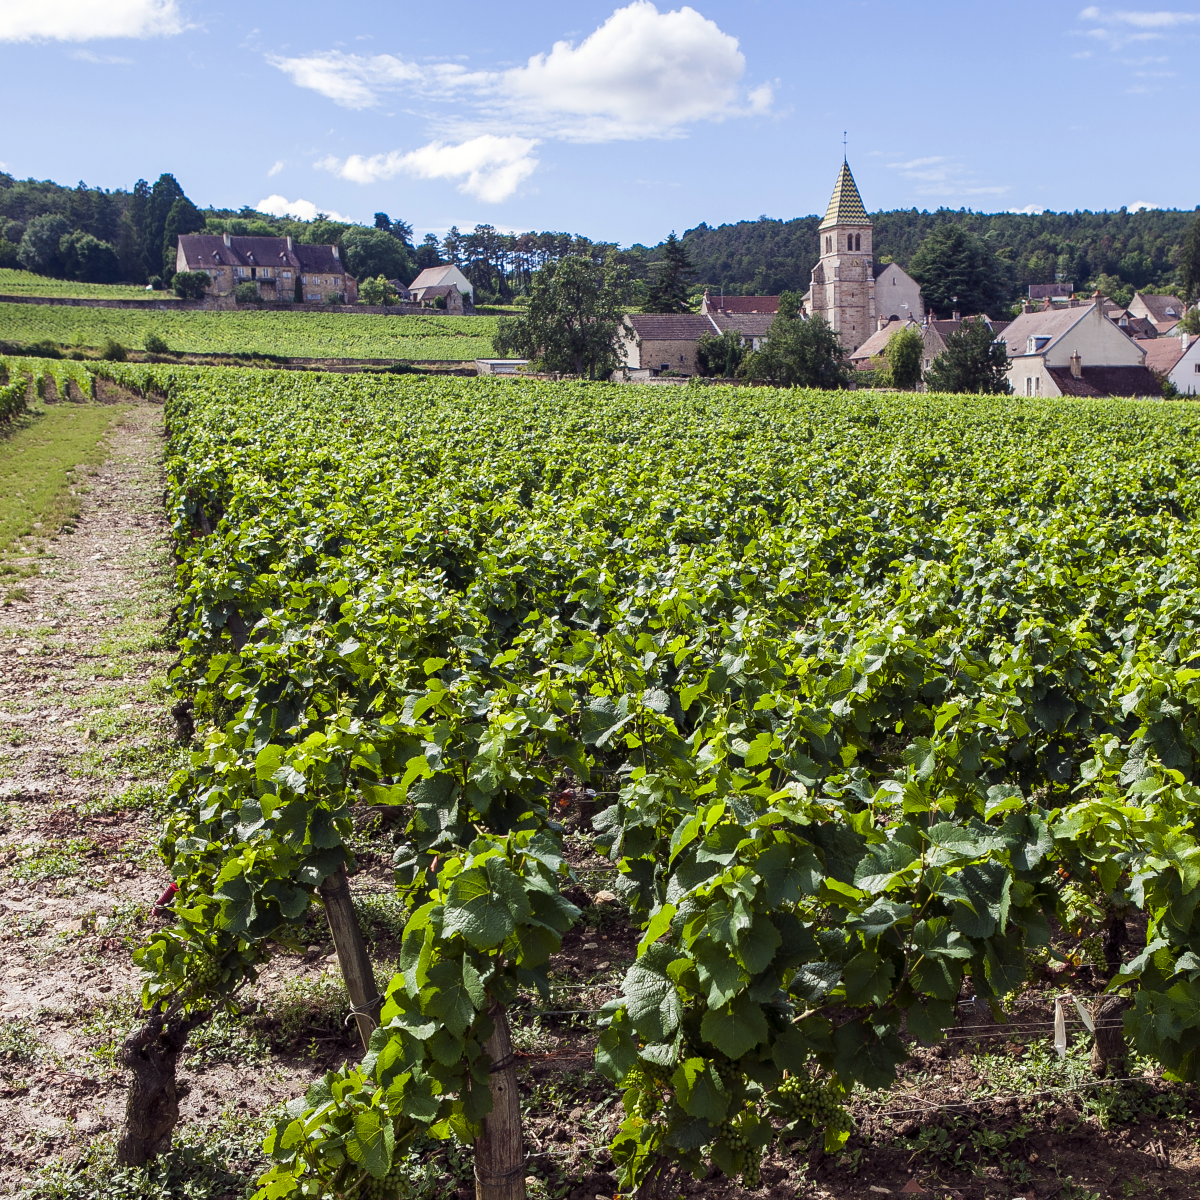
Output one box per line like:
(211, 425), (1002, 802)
(819, 160), (871, 230)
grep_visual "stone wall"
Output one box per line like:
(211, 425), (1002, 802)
(0, 294), (482, 318)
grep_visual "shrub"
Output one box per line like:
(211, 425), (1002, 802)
(358, 275), (398, 307)
(144, 332), (170, 355)
(173, 270), (210, 300)
(147, 275), (164, 291)
(100, 339), (127, 362)
(24, 340), (63, 360)
(234, 281), (260, 304)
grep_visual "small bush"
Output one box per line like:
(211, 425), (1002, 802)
(234, 281), (260, 304)
(143, 332), (169, 355)
(173, 270), (210, 301)
(23, 339), (63, 359)
(100, 339), (127, 362)
(147, 275), (164, 291)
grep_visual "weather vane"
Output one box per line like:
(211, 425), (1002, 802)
(843, 131), (848, 160)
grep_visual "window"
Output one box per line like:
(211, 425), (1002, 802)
(282, 271), (292, 279)
(1195, 363), (1200, 373)
(1167, 307), (1177, 316)
(854, 234), (861, 251)
(1026, 377), (1033, 396)
(825, 236), (832, 253)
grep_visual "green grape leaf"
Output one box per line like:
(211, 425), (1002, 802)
(699, 993), (768, 1059)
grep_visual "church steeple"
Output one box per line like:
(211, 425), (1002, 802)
(809, 159), (875, 351)
(819, 160), (871, 230)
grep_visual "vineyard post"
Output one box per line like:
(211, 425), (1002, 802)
(473, 1000), (525, 1200)
(318, 865), (382, 1049)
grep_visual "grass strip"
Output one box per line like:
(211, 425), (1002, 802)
(0, 403), (128, 576)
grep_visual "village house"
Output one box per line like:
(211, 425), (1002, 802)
(1140, 332), (1200, 395)
(848, 317), (922, 370)
(1127, 291), (1186, 334)
(174, 234), (356, 302)
(409, 265), (474, 309)
(618, 313), (720, 374)
(873, 263), (924, 323)
(999, 300), (1160, 397)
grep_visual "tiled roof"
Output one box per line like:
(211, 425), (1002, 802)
(1133, 292), (1184, 325)
(999, 305), (1096, 358)
(1029, 283), (1073, 299)
(294, 244), (344, 274)
(713, 314), (776, 338)
(625, 314), (720, 341)
(1048, 365), (1163, 397)
(177, 234), (348, 277)
(819, 161), (871, 230)
(707, 295), (779, 314)
(849, 318), (922, 362)
(1138, 338), (1185, 375)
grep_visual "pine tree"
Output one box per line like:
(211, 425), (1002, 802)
(925, 318), (1011, 394)
(908, 225), (1010, 318)
(643, 232), (695, 313)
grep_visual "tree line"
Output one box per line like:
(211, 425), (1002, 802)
(2, 168), (1197, 309)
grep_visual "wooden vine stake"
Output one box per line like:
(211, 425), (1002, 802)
(319, 865), (383, 1049)
(474, 1000), (525, 1200)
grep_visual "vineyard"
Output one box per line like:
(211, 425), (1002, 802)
(0, 269), (164, 301)
(71, 363), (1197, 1200)
(0, 304), (497, 361)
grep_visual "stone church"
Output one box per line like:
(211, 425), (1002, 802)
(804, 160), (924, 352)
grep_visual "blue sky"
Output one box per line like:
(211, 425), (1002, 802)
(1, 0), (1197, 245)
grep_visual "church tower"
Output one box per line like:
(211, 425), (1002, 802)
(809, 160), (875, 352)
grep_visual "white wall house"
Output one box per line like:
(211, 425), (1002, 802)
(1169, 334), (1200, 395)
(873, 263), (925, 322)
(409, 265), (474, 303)
(1000, 301), (1160, 397)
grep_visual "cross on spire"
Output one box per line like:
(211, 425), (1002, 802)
(843, 131), (848, 161)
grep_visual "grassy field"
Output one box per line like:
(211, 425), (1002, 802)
(0, 302), (498, 361)
(0, 399), (127, 582)
(0, 268), (164, 301)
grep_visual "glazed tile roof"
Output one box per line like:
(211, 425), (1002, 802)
(819, 161), (872, 230)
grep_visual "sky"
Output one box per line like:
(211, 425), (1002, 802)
(1, 0), (1198, 246)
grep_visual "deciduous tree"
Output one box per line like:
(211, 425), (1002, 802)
(880, 326), (924, 390)
(494, 254), (629, 378)
(739, 314), (851, 389)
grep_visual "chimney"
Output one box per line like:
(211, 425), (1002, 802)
(952, 308), (961, 322)
(332, 245), (340, 260)
(1070, 351), (1082, 379)
(223, 232), (231, 248)
(286, 236), (293, 252)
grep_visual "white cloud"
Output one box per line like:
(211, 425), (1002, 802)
(1077, 5), (1200, 47)
(0, 0), (183, 42)
(887, 154), (1009, 199)
(317, 135), (540, 203)
(255, 195), (350, 222)
(1008, 204), (1047, 214)
(271, 2), (768, 140)
(1128, 200), (1159, 210)
(268, 160), (285, 177)
(71, 49), (133, 63)
(267, 51), (442, 109)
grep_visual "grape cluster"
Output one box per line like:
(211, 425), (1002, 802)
(622, 1063), (661, 1119)
(188, 957), (221, 995)
(357, 1157), (406, 1200)
(1081, 933), (1106, 972)
(718, 1115), (762, 1189)
(775, 1074), (843, 1128)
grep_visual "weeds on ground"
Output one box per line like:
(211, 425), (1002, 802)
(0, 1018), (39, 1064)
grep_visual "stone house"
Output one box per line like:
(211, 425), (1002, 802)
(618, 314), (724, 374)
(848, 317), (923, 370)
(999, 300), (1160, 397)
(175, 234), (356, 303)
(920, 315), (1010, 372)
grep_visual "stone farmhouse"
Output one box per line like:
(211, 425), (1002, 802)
(175, 234), (356, 303)
(1128, 291), (1186, 334)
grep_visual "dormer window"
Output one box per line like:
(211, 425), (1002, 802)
(1027, 335), (1051, 353)
(1167, 307), (1177, 316)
